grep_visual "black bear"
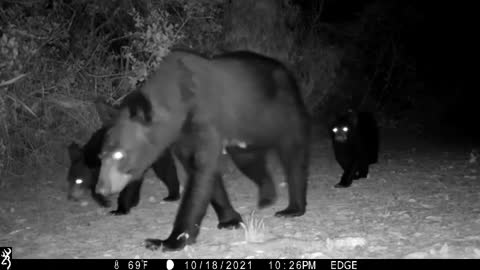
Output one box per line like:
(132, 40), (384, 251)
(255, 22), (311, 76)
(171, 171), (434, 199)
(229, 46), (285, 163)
(330, 110), (379, 188)
(95, 50), (311, 251)
(66, 101), (180, 215)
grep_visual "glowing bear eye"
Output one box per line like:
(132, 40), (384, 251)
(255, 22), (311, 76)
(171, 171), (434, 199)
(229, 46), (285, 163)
(75, 178), (83, 185)
(332, 127), (338, 133)
(112, 151), (125, 160)
(342, 126), (349, 132)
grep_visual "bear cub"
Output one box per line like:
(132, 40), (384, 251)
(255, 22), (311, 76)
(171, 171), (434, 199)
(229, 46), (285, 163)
(330, 110), (379, 188)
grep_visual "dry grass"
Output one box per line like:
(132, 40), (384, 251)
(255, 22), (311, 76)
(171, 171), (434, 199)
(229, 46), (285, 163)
(240, 211), (266, 243)
(0, 55), (113, 176)
(1, 85), (103, 176)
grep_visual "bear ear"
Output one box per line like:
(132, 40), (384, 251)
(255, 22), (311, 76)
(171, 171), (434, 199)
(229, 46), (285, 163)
(123, 92), (152, 124)
(94, 98), (118, 125)
(68, 142), (83, 162)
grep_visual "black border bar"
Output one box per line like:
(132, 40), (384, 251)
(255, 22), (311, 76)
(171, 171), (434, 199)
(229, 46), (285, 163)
(9, 259), (480, 270)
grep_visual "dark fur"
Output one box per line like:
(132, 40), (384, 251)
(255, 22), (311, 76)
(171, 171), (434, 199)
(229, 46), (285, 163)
(67, 112), (180, 216)
(96, 50), (310, 251)
(330, 110), (379, 188)
(67, 127), (111, 207)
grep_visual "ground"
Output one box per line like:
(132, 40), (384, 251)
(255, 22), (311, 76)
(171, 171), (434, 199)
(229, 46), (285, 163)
(1, 127), (479, 259)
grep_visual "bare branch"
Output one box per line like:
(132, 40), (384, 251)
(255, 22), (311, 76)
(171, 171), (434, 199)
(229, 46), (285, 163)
(0, 74), (28, 88)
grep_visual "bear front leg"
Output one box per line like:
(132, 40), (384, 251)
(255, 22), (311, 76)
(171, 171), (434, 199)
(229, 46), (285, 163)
(145, 127), (222, 252)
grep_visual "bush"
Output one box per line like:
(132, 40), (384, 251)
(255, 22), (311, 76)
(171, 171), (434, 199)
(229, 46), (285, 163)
(0, 0), (223, 175)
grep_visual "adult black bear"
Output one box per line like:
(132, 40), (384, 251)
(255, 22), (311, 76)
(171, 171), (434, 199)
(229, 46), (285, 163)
(95, 50), (311, 251)
(66, 101), (180, 215)
(330, 110), (379, 188)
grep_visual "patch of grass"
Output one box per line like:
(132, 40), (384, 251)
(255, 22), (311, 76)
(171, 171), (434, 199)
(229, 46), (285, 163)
(240, 211), (266, 243)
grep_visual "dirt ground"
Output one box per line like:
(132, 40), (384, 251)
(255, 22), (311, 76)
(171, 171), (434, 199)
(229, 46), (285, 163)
(1, 128), (479, 259)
